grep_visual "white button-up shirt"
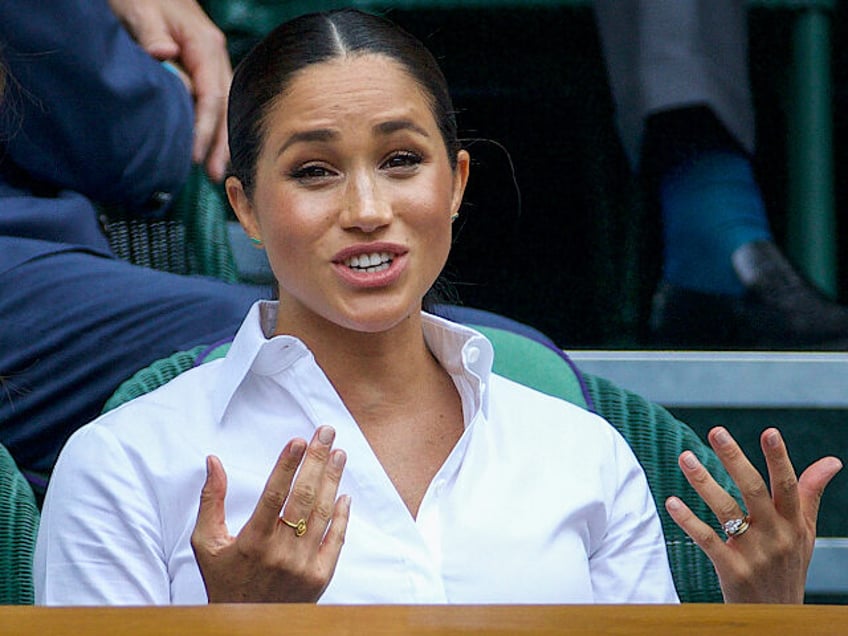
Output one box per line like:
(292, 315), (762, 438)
(35, 301), (678, 605)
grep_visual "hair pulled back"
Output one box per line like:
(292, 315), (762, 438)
(228, 9), (460, 197)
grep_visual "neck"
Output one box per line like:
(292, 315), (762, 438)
(272, 303), (464, 518)
(273, 304), (442, 411)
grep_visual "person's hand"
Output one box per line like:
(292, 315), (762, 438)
(665, 426), (842, 604)
(108, 0), (232, 181)
(191, 426), (350, 603)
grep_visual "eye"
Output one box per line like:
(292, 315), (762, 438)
(288, 163), (337, 182)
(381, 150), (423, 172)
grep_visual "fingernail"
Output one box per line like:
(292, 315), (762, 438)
(713, 428), (731, 447)
(765, 429), (781, 448)
(682, 451), (699, 470)
(318, 426), (335, 445)
(332, 449), (346, 468)
(666, 497), (681, 511)
(290, 439), (306, 459)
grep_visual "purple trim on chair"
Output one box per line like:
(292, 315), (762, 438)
(194, 337), (234, 366)
(432, 304), (557, 347)
(22, 469), (49, 494)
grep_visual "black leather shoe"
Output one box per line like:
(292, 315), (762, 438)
(649, 241), (848, 349)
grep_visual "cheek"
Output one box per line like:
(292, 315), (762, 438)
(400, 174), (454, 222)
(255, 189), (331, 244)
(402, 189), (454, 267)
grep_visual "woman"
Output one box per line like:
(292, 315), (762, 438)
(34, 9), (839, 605)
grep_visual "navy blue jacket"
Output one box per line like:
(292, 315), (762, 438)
(0, 1), (266, 481)
(0, 0), (194, 274)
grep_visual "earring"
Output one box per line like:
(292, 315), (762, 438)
(249, 236), (263, 247)
(450, 213), (459, 222)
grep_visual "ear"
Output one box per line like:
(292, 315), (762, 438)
(226, 176), (261, 241)
(449, 149), (471, 217)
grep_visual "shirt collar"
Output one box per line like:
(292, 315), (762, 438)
(210, 301), (495, 425)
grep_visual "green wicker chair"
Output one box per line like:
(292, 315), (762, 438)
(105, 324), (739, 603)
(0, 443), (40, 605)
(100, 167), (242, 282)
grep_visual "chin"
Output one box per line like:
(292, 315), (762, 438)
(333, 299), (421, 334)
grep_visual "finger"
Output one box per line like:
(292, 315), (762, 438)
(179, 30), (231, 167)
(760, 428), (800, 522)
(308, 449), (347, 537)
(127, 14), (180, 61)
(280, 426), (336, 530)
(140, 36), (180, 61)
(247, 438), (307, 536)
(708, 427), (772, 520)
(191, 80), (228, 169)
(192, 455), (231, 551)
(665, 496), (730, 569)
(316, 495), (351, 582)
(677, 449), (745, 526)
(798, 456), (843, 529)
(204, 116), (230, 182)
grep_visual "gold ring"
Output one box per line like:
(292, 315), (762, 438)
(722, 515), (750, 539)
(280, 517), (307, 537)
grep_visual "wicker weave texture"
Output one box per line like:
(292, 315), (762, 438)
(0, 444), (39, 605)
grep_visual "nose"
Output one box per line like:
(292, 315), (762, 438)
(340, 171), (392, 233)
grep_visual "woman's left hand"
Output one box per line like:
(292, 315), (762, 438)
(665, 426), (842, 603)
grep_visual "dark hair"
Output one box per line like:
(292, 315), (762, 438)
(228, 9), (460, 198)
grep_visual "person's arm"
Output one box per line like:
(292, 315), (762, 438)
(589, 431), (680, 603)
(0, 0), (193, 214)
(667, 426), (842, 603)
(107, 0), (232, 181)
(34, 425), (173, 605)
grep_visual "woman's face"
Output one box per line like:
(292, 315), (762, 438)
(227, 53), (469, 335)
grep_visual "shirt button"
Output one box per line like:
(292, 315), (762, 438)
(464, 346), (480, 364)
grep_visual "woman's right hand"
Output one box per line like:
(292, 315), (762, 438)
(191, 425), (350, 603)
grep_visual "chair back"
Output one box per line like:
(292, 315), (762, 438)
(101, 168), (240, 281)
(0, 443), (40, 605)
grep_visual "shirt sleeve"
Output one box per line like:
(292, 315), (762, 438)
(0, 0), (193, 214)
(589, 430), (680, 603)
(34, 424), (173, 605)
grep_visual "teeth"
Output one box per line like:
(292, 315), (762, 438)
(345, 251), (393, 271)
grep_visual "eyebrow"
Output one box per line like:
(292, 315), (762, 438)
(276, 119), (431, 158)
(374, 119), (430, 138)
(277, 129), (338, 157)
